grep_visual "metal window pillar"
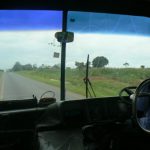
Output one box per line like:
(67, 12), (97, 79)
(60, 10), (68, 100)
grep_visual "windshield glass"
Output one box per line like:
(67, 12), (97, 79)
(66, 11), (150, 98)
(1, 10), (150, 100)
(0, 10), (63, 100)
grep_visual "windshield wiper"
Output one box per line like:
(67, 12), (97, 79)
(83, 54), (96, 98)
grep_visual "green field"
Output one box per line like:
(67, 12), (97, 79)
(17, 68), (150, 97)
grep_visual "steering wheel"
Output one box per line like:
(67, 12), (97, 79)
(119, 86), (137, 104)
(38, 91), (56, 107)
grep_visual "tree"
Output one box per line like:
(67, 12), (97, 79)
(23, 64), (33, 70)
(12, 62), (22, 71)
(92, 56), (109, 68)
(52, 64), (60, 69)
(33, 64), (38, 70)
(123, 62), (129, 67)
(141, 65), (145, 69)
(75, 61), (85, 70)
(12, 62), (34, 71)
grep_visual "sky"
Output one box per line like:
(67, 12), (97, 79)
(66, 33), (150, 68)
(0, 10), (150, 70)
(0, 30), (61, 69)
(0, 10), (62, 30)
(0, 31), (150, 70)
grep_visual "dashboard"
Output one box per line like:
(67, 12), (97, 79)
(38, 96), (132, 130)
(0, 96), (131, 132)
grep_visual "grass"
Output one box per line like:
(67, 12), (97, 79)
(17, 67), (150, 97)
(18, 68), (60, 87)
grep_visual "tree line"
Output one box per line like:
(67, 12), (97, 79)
(11, 56), (109, 72)
(75, 56), (146, 69)
(10, 62), (61, 72)
(75, 56), (109, 69)
(11, 62), (33, 71)
(11, 62), (45, 71)
(11, 56), (145, 72)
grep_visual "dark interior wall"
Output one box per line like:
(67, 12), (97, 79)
(0, 0), (150, 18)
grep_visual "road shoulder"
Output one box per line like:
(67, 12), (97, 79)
(0, 72), (4, 99)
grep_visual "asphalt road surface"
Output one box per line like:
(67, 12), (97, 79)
(0, 72), (84, 101)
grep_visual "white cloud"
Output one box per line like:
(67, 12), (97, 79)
(66, 33), (150, 68)
(0, 30), (61, 69)
(0, 30), (150, 70)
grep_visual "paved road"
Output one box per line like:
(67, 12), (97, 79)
(0, 72), (84, 101)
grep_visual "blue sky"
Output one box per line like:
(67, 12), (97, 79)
(0, 10), (150, 69)
(0, 10), (62, 30)
(68, 11), (150, 35)
(0, 10), (150, 35)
